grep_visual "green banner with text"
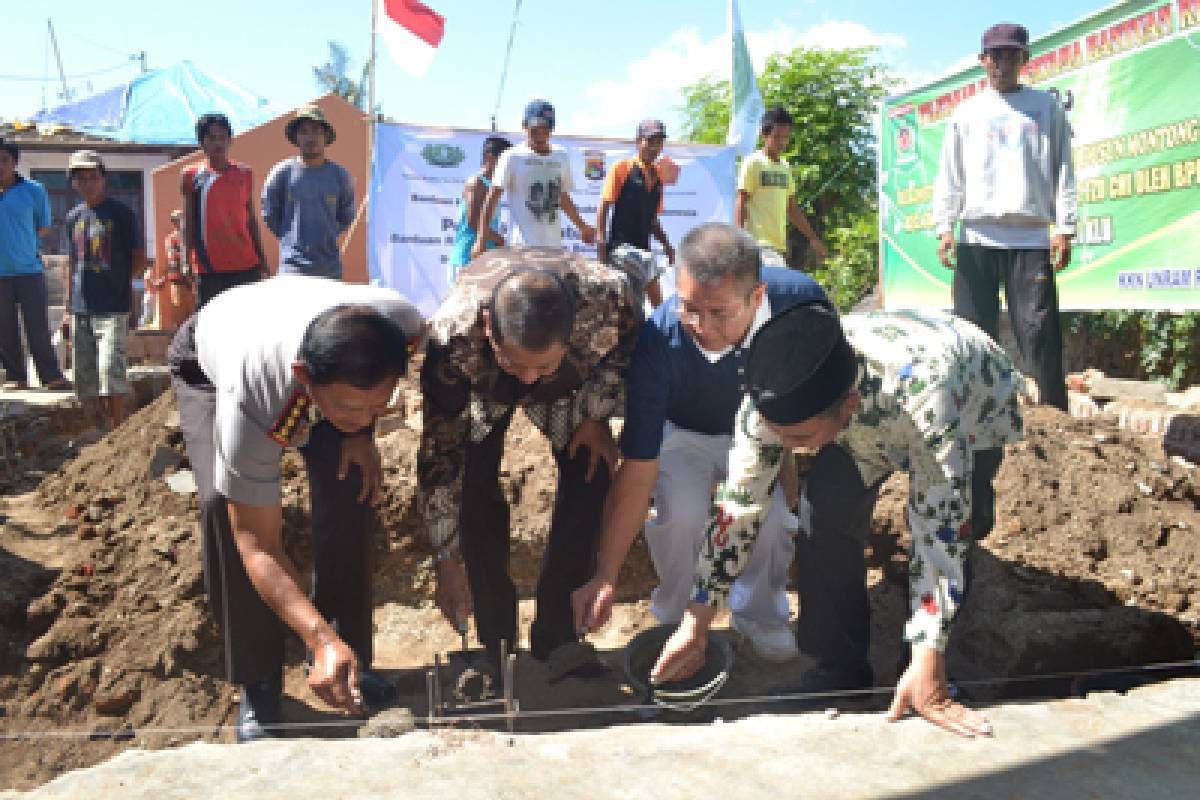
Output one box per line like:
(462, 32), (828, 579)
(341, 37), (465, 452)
(880, 0), (1200, 310)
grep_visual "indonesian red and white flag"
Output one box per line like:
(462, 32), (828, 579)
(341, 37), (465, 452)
(376, 0), (445, 76)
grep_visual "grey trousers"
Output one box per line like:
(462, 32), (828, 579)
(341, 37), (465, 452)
(0, 273), (65, 385)
(169, 316), (375, 686)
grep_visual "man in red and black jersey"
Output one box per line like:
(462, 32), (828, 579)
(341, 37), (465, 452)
(179, 113), (269, 308)
(595, 119), (675, 307)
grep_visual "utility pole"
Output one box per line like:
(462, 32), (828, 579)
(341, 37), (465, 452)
(47, 19), (72, 103)
(491, 0), (523, 131)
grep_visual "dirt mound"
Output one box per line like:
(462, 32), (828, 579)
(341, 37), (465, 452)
(866, 406), (1199, 693)
(988, 407), (1200, 618)
(0, 379), (584, 789)
(3, 391), (1199, 789)
(2, 393), (232, 787)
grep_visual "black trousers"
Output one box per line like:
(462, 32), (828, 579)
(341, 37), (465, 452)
(952, 244), (1068, 411)
(459, 409), (610, 660)
(794, 443), (1003, 670)
(196, 266), (264, 309)
(169, 317), (374, 686)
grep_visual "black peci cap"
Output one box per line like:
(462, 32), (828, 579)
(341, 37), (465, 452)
(745, 302), (857, 424)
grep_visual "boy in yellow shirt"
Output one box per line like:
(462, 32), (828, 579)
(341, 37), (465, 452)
(735, 106), (827, 267)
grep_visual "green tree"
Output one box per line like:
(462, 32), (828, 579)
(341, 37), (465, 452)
(680, 47), (896, 309)
(313, 41), (372, 111)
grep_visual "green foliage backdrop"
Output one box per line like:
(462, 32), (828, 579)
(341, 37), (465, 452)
(680, 47), (894, 310)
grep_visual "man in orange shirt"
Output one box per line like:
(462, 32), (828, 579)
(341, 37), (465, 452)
(595, 119), (674, 307)
(180, 113), (268, 308)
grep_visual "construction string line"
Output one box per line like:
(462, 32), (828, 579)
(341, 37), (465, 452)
(1, 658), (1196, 742)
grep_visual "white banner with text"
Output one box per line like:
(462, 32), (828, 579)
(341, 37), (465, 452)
(369, 122), (736, 316)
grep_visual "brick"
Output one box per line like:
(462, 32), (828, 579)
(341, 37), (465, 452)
(1102, 400), (1178, 435)
(93, 686), (139, 715)
(127, 330), (173, 365)
(1068, 390), (1099, 419)
(1165, 386), (1200, 410)
(1089, 377), (1168, 403)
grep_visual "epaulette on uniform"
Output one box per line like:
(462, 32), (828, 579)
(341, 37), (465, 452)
(268, 390), (317, 447)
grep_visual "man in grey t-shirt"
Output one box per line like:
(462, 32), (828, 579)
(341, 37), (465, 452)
(262, 105), (355, 279)
(168, 275), (422, 742)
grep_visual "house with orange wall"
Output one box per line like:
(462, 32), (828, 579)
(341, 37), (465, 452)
(150, 93), (371, 329)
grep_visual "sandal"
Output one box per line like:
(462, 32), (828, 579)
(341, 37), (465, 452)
(44, 378), (73, 391)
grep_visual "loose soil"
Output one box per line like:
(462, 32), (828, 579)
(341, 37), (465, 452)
(1, 388), (1198, 790)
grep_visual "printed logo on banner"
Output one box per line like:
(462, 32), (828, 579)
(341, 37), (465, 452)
(421, 144), (466, 168)
(893, 122), (918, 169)
(894, 123), (916, 164)
(887, 102), (918, 170)
(584, 150), (606, 181)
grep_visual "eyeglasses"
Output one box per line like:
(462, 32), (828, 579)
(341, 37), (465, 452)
(677, 292), (756, 328)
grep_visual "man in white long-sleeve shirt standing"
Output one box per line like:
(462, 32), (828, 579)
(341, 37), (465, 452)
(933, 22), (1075, 411)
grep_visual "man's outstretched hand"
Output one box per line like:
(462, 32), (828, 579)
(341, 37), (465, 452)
(887, 644), (992, 739)
(937, 233), (956, 269)
(572, 575), (616, 634)
(1050, 233), (1072, 272)
(649, 603), (716, 685)
(309, 631), (362, 713)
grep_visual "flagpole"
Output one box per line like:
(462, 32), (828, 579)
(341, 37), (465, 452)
(366, 0), (378, 284)
(369, 0), (378, 117)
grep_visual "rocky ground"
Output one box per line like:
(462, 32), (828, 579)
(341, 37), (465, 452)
(1, 385), (1198, 790)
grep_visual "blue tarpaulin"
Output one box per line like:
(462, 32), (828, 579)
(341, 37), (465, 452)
(32, 61), (275, 145)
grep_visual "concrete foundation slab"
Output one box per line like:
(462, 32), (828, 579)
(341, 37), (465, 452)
(3, 678), (1198, 799)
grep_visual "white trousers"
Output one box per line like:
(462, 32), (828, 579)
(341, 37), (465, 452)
(645, 424), (793, 625)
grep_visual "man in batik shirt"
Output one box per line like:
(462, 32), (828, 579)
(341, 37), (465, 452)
(652, 302), (1022, 738)
(419, 246), (641, 673)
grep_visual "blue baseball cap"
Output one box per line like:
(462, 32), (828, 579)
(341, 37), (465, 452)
(523, 99), (556, 129)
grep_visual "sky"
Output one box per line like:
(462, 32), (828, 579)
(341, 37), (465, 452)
(2, 0), (1111, 139)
